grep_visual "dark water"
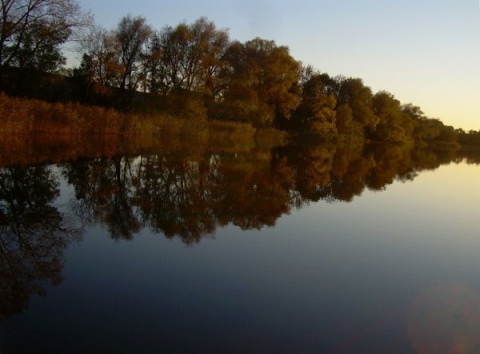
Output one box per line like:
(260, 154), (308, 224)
(1, 142), (479, 353)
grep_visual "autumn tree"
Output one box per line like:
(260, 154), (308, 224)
(335, 77), (378, 136)
(401, 104), (430, 142)
(401, 104), (457, 144)
(150, 24), (186, 93)
(77, 15), (152, 107)
(413, 117), (442, 142)
(80, 15), (151, 91)
(334, 104), (354, 135)
(142, 30), (162, 93)
(435, 123), (458, 144)
(220, 38), (301, 126)
(116, 15), (151, 91)
(79, 26), (121, 87)
(457, 129), (480, 147)
(146, 17), (230, 97)
(290, 71), (337, 134)
(369, 91), (407, 142)
(0, 0), (91, 72)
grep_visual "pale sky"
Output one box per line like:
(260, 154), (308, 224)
(76, 0), (480, 131)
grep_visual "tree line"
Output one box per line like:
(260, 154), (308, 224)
(1, 0), (479, 145)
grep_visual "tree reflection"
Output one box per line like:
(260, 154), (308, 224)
(211, 149), (291, 229)
(134, 153), (216, 243)
(63, 156), (140, 240)
(62, 142), (479, 244)
(1, 143), (477, 318)
(0, 165), (81, 317)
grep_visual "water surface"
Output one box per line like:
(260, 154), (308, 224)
(0, 142), (479, 353)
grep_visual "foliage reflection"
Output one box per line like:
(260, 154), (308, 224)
(0, 142), (478, 317)
(0, 166), (81, 317)
(63, 143), (478, 243)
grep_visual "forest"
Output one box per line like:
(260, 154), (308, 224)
(1, 0), (479, 146)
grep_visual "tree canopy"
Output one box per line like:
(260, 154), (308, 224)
(0, 3), (478, 145)
(0, 0), (91, 71)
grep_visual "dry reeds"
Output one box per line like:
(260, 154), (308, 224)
(0, 93), (258, 140)
(0, 93), (284, 167)
(0, 93), (157, 136)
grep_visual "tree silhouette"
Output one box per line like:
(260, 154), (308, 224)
(0, 0), (91, 72)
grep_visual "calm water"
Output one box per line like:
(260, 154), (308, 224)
(0, 142), (479, 353)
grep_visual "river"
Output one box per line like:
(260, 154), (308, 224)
(0, 141), (479, 353)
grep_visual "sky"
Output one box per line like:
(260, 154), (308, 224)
(75, 0), (480, 131)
